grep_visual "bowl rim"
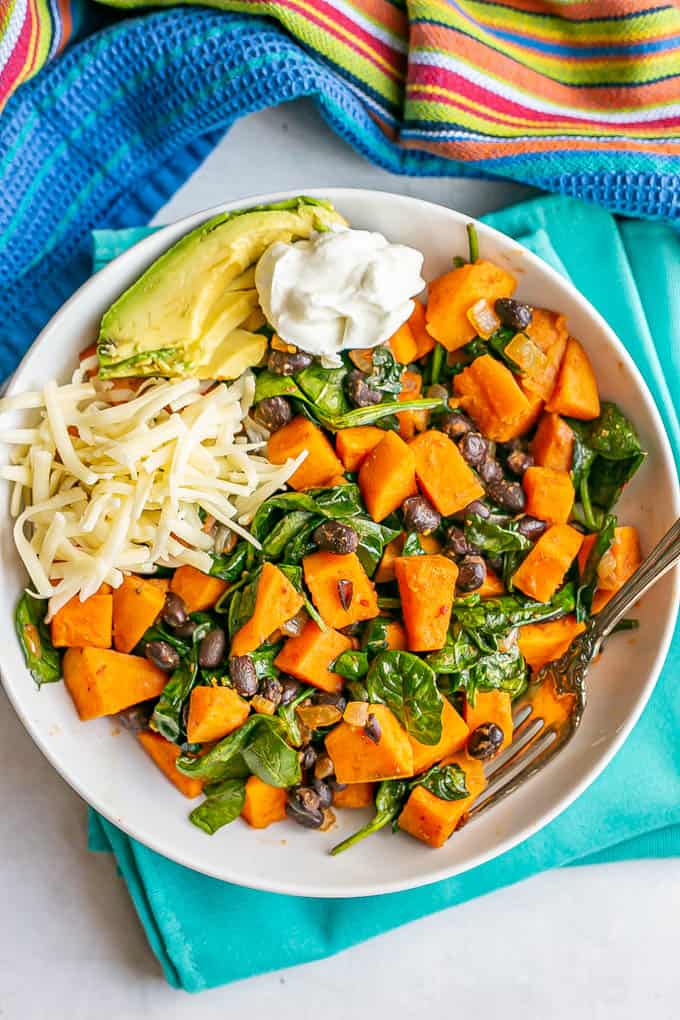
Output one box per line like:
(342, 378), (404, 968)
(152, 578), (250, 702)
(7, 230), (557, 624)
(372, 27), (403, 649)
(2, 187), (679, 898)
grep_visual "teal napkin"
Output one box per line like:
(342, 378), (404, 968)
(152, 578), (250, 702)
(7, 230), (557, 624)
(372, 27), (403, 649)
(89, 195), (680, 992)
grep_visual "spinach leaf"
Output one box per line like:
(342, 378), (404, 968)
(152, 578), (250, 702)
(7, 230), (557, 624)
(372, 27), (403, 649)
(361, 616), (393, 656)
(487, 326), (522, 372)
(251, 485), (362, 546)
(277, 685), (315, 748)
(281, 516), (322, 563)
(332, 649), (369, 679)
(262, 511), (316, 559)
(452, 583), (575, 635)
(152, 619), (213, 742)
(365, 347), (402, 398)
(177, 716), (268, 780)
(414, 762), (469, 801)
(15, 593), (61, 687)
(138, 620), (191, 656)
(227, 569), (261, 638)
(464, 514), (532, 556)
(242, 724), (301, 787)
(189, 778), (246, 835)
(251, 492), (321, 542)
(338, 516), (400, 576)
(426, 626), (481, 675)
(575, 513), (616, 622)
(250, 642), (283, 680)
(307, 483), (363, 517)
(588, 454), (645, 510)
(294, 363), (351, 418)
(330, 779), (408, 855)
(402, 531), (427, 557)
(209, 542), (248, 581)
(345, 678), (370, 702)
(324, 397), (443, 432)
(577, 403), (643, 460)
(367, 651), (443, 745)
(254, 370), (305, 405)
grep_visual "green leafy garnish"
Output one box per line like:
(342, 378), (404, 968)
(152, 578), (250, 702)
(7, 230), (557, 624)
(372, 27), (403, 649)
(415, 762), (469, 801)
(364, 347), (402, 398)
(189, 778), (247, 835)
(15, 593), (61, 687)
(366, 650), (443, 745)
(464, 514), (532, 556)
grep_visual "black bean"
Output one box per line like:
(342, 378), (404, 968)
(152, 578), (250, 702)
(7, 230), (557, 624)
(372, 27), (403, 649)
(144, 640), (180, 672)
(337, 579), (354, 611)
(313, 691), (347, 713)
(172, 619), (198, 640)
(346, 369), (382, 408)
(479, 457), (503, 484)
(116, 702), (154, 733)
(300, 745), (317, 771)
(253, 395), (292, 432)
(517, 515), (548, 542)
(313, 520), (359, 555)
(486, 478), (526, 513)
(329, 779), (348, 794)
(286, 787), (324, 829)
(161, 591), (188, 629)
(456, 555), (487, 593)
(280, 609), (309, 638)
(452, 499), (490, 523)
(459, 432), (489, 468)
(444, 525), (471, 559)
(197, 628), (226, 669)
(441, 411), (474, 440)
(365, 713), (381, 744)
(229, 655), (259, 697)
(402, 495), (441, 534)
(506, 448), (534, 476)
(495, 298), (532, 332)
(280, 676), (302, 705)
(467, 722), (505, 760)
(260, 676), (283, 709)
(267, 349), (312, 376)
(487, 555), (504, 575)
(312, 779), (333, 809)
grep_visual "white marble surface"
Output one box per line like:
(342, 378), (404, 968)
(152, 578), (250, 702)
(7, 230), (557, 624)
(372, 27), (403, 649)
(3, 99), (680, 1020)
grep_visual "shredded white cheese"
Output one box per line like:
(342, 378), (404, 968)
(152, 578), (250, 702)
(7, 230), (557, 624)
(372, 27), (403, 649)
(0, 367), (305, 619)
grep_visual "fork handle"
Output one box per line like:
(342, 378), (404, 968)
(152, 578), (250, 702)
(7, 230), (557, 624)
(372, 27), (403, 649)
(593, 517), (680, 644)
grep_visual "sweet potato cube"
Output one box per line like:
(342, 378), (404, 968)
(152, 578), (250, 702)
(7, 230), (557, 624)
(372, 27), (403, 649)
(530, 412), (574, 472)
(522, 466), (575, 525)
(478, 566), (505, 598)
(512, 524), (583, 603)
(389, 322), (418, 364)
(267, 416), (343, 490)
(385, 621), (407, 650)
(375, 535), (403, 584)
(333, 782), (375, 809)
(408, 299), (435, 358)
(170, 565), (228, 614)
(546, 337), (600, 420)
(426, 260), (516, 352)
(112, 575), (166, 653)
(51, 593), (113, 649)
(397, 369), (427, 441)
(137, 730), (203, 799)
(335, 426), (385, 472)
(520, 309), (568, 402)
(241, 775), (288, 829)
(147, 577), (171, 594)
(398, 752), (487, 847)
(464, 691), (513, 752)
(410, 697), (470, 774)
(231, 562), (305, 656)
(394, 554), (458, 652)
(454, 354), (540, 442)
(186, 685), (250, 743)
(358, 430), (417, 522)
(577, 525), (641, 592)
(303, 551), (379, 629)
(410, 430), (484, 516)
(518, 616), (586, 672)
(325, 704), (414, 783)
(274, 620), (352, 693)
(63, 646), (167, 720)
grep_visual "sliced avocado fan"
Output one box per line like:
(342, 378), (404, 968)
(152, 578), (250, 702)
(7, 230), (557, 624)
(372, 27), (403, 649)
(97, 197), (347, 380)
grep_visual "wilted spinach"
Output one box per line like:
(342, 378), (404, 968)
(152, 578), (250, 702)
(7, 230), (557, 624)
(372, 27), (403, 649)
(575, 514), (616, 622)
(361, 616), (393, 656)
(294, 363), (350, 418)
(437, 642), (528, 705)
(262, 511), (315, 559)
(367, 650), (443, 745)
(365, 347), (402, 398)
(338, 516), (400, 576)
(152, 618), (213, 743)
(242, 723), (302, 787)
(415, 762), (469, 801)
(464, 514), (532, 556)
(453, 584), (575, 637)
(177, 715), (271, 781)
(15, 593), (61, 687)
(209, 542), (248, 581)
(332, 649), (369, 679)
(277, 685), (315, 747)
(402, 531), (427, 557)
(189, 778), (246, 835)
(330, 779), (408, 856)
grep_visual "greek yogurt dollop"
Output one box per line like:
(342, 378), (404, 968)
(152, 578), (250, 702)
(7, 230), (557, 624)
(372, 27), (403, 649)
(255, 227), (425, 367)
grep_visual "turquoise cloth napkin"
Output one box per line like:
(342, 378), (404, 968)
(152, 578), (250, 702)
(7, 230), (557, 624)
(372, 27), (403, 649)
(89, 194), (680, 992)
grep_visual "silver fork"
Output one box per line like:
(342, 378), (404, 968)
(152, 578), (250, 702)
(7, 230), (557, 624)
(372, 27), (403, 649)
(464, 516), (680, 823)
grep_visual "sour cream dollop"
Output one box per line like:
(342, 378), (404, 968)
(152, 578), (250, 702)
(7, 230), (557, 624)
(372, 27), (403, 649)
(255, 228), (425, 367)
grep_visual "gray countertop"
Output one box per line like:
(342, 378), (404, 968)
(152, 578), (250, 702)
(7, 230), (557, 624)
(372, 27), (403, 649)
(2, 98), (679, 1020)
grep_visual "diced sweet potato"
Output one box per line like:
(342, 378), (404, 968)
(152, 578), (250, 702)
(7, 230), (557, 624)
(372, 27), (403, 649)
(464, 691), (513, 752)
(137, 731), (203, 799)
(426, 260), (516, 352)
(51, 593), (113, 649)
(170, 565), (228, 613)
(332, 781), (375, 809)
(112, 575), (166, 653)
(454, 354), (541, 442)
(385, 621), (407, 651)
(519, 309), (568, 402)
(398, 369), (427, 441)
(267, 416), (343, 490)
(231, 562), (305, 656)
(241, 775), (287, 828)
(303, 551), (379, 629)
(325, 704), (414, 784)
(186, 685), (250, 743)
(522, 466), (574, 525)
(389, 322), (418, 364)
(63, 646), (167, 720)
(512, 524), (583, 603)
(530, 412), (574, 472)
(335, 426), (385, 471)
(577, 525), (641, 592)
(408, 299), (435, 358)
(394, 554), (458, 652)
(358, 430), (417, 522)
(478, 566), (504, 598)
(410, 430), (484, 516)
(546, 337), (600, 420)
(410, 697), (470, 774)
(375, 535), (403, 584)
(146, 577), (170, 594)
(398, 752), (487, 847)
(518, 616), (586, 672)
(274, 619), (352, 693)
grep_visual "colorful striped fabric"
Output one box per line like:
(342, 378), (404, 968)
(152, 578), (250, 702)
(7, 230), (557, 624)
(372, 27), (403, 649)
(0, 0), (81, 107)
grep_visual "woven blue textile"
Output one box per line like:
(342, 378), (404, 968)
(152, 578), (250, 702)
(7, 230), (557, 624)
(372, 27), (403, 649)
(2, 7), (680, 383)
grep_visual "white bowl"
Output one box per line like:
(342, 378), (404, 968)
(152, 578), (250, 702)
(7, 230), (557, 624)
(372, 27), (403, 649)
(1, 189), (678, 897)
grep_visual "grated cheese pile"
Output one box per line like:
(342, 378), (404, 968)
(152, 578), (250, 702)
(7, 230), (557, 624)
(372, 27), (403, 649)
(0, 356), (305, 620)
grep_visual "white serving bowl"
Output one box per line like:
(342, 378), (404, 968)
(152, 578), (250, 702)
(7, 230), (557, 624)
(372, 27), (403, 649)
(1, 189), (678, 897)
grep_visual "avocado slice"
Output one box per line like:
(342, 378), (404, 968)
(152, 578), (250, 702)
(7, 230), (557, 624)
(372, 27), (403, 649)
(98, 197), (346, 379)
